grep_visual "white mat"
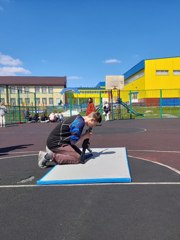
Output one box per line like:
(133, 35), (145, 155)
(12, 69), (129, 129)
(37, 147), (131, 185)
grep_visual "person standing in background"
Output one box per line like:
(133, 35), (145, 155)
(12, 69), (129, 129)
(103, 101), (111, 121)
(86, 98), (95, 116)
(0, 101), (7, 127)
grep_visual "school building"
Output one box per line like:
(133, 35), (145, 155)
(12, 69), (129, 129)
(0, 76), (66, 107)
(64, 56), (180, 106)
(122, 56), (180, 105)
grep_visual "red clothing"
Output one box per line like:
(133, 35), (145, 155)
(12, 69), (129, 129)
(86, 102), (95, 116)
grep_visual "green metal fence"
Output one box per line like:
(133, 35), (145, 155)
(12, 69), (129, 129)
(1, 86), (180, 124)
(66, 88), (180, 120)
(0, 86), (64, 124)
(111, 89), (180, 120)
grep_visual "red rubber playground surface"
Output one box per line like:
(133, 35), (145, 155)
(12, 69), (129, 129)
(0, 118), (180, 240)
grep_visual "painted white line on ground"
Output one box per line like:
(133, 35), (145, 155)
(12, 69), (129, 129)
(128, 155), (180, 174)
(1, 148), (179, 156)
(2, 148), (180, 155)
(150, 128), (180, 132)
(129, 149), (180, 153)
(1, 151), (38, 154)
(0, 154), (37, 160)
(133, 128), (147, 133)
(0, 182), (180, 188)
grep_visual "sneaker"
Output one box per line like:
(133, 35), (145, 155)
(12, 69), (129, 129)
(38, 151), (48, 168)
(45, 146), (54, 159)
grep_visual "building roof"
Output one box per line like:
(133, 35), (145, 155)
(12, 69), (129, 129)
(124, 60), (145, 80)
(123, 56), (180, 80)
(60, 88), (80, 94)
(0, 76), (67, 86)
(95, 81), (105, 88)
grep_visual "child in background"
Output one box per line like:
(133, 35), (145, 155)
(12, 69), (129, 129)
(0, 101), (7, 127)
(103, 101), (110, 121)
(86, 98), (95, 116)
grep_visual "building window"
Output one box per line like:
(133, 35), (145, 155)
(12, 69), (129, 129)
(42, 87), (47, 94)
(42, 98), (47, 105)
(10, 87), (16, 94)
(35, 87), (41, 93)
(10, 98), (16, 105)
(25, 98), (30, 105)
(132, 92), (138, 103)
(19, 98), (23, 105)
(24, 87), (29, 93)
(156, 70), (169, 75)
(0, 87), (5, 93)
(36, 98), (40, 105)
(173, 70), (180, 75)
(49, 98), (54, 105)
(17, 86), (22, 93)
(48, 87), (53, 94)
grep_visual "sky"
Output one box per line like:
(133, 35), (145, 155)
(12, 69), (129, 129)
(0, 0), (180, 88)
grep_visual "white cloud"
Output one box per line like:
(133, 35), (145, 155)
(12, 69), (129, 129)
(0, 67), (31, 76)
(67, 76), (82, 80)
(0, 52), (22, 66)
(104, 59), (121, 64)
(0, 53), (31, 75)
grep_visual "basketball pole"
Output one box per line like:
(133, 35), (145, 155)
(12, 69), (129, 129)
(118, 89), (121, 119)
(110, 89), (114, 120)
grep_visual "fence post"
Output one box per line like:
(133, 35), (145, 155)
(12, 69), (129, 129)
(34, 92), (37, 114)
(160, 89), (163, 118)
(111, 90), (114, 120)
(17, 89), (21, 122)
(99, 91), (103, 114)
(129, 90), (132, 119)
(6, 85), (9, 105)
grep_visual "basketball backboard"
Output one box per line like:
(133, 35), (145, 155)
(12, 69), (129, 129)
(105, 75), (124, 90)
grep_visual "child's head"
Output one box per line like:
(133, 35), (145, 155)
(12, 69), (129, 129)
(88, 98), (93, 103)
(86, 112), (102, 127)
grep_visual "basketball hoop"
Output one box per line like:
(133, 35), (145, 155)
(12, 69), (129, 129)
(105, 75), (124, 90)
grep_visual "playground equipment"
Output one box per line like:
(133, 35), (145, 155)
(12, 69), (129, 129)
(119, 99), (144, 117)
(105, 76), (144, 119)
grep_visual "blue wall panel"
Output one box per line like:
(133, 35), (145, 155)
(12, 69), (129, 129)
(162, 98), (180, 106)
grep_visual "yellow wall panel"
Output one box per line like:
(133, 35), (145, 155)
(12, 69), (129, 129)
(123, 77), (145, 91)
(123, 57), (180, 99)
(145, 57), (180, 90)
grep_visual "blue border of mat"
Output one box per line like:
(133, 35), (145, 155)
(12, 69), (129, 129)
(37, 147), (132, 185)
(37, 177), (131, 185)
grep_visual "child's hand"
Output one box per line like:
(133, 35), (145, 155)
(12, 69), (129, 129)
(85, 131), (92, 138)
